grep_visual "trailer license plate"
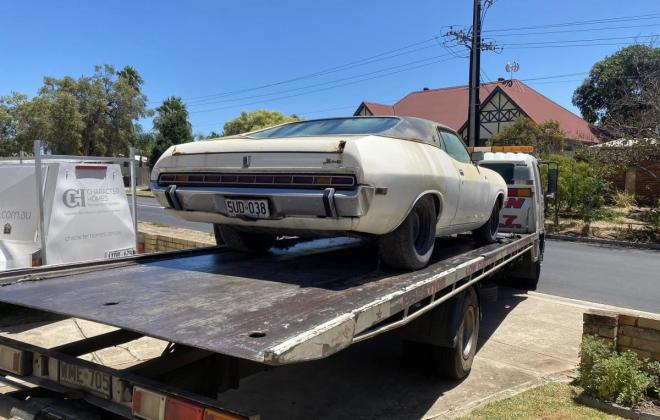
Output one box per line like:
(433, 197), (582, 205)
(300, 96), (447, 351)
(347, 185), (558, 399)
(226, 199), (270, 219)
(60, 362), (111, 397)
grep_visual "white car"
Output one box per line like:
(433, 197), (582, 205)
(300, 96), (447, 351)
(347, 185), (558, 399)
(151, 116), (507, 269)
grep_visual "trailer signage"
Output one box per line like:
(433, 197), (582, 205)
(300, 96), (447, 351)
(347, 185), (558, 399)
(59, 361), (111, 398)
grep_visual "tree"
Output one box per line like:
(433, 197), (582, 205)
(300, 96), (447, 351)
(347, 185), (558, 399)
(0, 93), (50, 156)
(38, 64), (152, 155)
(0, 65), (152, 157)
(207, 130), (222, 139)
(150, 97), (193, 166)
(222, 110), (301, 136)
(572, 44), (660, 139)
(487, 117), (565, 154)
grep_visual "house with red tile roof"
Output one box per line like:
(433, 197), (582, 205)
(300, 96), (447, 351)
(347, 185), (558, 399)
(354, 79), (599, 147)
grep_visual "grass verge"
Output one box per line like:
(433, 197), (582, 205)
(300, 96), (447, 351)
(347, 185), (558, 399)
(464, 382), (620, 419)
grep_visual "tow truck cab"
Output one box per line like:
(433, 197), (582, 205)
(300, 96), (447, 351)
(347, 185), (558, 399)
(478, 152), (545, 235)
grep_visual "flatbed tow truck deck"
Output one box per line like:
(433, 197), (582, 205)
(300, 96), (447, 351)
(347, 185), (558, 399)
(0, 233), (538, 419)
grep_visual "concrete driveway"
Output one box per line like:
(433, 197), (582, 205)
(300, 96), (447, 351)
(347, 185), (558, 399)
(1, 288), (655, 419)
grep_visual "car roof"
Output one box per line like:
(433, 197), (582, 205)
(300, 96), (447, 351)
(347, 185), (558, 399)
(241, 116), (459, 146)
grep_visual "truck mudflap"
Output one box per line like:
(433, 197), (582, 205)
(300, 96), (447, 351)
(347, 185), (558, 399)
(0, 333), (258, 420)
(0, 234), (537, 366)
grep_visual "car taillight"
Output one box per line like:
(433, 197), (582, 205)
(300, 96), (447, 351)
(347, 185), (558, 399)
(165, 397), (204, 420)
(0, 345), (27, 375)
(133, 387), (166, 420)
(132, 387), (248, 420)
(203, 408), (246, 420)
(158, 173), (356, 189)
(508, 187), (532, 197)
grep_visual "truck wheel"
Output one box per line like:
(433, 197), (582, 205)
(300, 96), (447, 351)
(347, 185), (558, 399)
(472, 201), (500, 245)
(216, 225), (276, 253)
(378, 196), (437, 270)
(432, 287), (479, 380)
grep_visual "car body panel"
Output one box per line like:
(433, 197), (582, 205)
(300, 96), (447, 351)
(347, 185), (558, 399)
(151, 117), (507, 237)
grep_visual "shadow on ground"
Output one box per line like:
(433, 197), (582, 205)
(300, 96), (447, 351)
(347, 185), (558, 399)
(216, 287), (529, 420)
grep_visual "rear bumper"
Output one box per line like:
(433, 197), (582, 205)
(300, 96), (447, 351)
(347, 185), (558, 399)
(150, 182), (375, 220)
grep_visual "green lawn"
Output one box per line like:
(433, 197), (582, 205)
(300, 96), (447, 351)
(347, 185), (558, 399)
(464, 382), (620, 419)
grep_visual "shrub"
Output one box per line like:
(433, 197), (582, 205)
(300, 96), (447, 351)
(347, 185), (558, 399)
(613, 192), (637, 208)
(544, 154), (613, 222)
(578, 336), (654, 406)
(646, 360), (660, 397)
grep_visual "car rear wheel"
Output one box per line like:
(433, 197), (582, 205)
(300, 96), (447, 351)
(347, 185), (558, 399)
(472, 200), (501, 245)
(378, 196), (437, 270)
(215, 224), (276, 253)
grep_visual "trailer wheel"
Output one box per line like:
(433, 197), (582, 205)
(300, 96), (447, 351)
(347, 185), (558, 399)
(472, 201), (500, 245)
(378, 196), (437, 270)
(432, 287), (479, 380)
(216, 225), (276, 253)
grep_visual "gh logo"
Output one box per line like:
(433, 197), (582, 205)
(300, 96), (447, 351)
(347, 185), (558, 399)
(242, 156), (251, 168)
(63, 189), (86, 208)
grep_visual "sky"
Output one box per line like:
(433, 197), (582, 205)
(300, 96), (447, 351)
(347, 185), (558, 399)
(1, 0), (659, 136)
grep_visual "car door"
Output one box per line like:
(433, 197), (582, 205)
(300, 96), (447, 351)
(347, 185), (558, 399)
(439, 131), (490, 225)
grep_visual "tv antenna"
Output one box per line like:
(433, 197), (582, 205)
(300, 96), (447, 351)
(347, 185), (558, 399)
(505, 61), (520, 81)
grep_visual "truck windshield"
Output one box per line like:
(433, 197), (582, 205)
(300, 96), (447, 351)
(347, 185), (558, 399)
(248, 117), (399, 138)
(479, 163), (515, 184)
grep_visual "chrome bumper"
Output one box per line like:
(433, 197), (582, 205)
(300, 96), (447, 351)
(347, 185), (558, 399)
(150, 182), (375, 219)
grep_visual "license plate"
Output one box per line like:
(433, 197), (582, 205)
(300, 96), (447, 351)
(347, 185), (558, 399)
(105, 247), (136, 259)
(60, 361), (111, 397)
(225, 199), (270, 219)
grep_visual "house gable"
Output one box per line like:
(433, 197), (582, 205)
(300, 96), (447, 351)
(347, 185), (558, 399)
(458, 86), (528, 142)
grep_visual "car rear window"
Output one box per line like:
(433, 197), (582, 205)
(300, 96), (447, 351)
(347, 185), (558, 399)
(479, 163), (515, 184)
(248, 117), (399, 138)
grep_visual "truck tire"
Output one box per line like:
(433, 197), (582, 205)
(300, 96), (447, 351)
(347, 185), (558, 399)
(378, 196), (437, 270)
(432, 287), (479, 380)
(216, 225), (276, 253)
(472, 201), (500, 245)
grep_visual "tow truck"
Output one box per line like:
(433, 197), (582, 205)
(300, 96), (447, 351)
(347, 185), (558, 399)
(0, 146), (555, 419)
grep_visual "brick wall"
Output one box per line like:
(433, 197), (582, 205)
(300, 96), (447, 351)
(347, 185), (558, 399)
(610, 160), (660, 205)
(583, 309), (660, 361)
(138, 232), (215, 254)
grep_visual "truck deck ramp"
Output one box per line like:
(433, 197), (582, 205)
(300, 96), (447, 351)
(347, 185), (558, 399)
(0, 235), (534, 365)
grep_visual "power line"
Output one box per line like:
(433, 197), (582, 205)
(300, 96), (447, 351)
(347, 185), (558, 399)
(483, 12), (660, 34)
(151, 13), (660, 107)
(188, 56), (461, 114)
(186, 53), (455, 108)
(489, 22), (660, 37)
(498, 34), (658, 46)
(149, 35), (443, 105)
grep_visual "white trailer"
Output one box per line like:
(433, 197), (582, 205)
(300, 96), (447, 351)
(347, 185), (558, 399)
(0, 144), (138, 269)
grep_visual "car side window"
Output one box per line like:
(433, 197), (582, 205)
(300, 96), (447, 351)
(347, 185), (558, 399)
(440, 131), (471, 163)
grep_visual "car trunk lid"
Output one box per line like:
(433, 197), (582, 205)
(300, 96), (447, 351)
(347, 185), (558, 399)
(160, 137), (351, 171)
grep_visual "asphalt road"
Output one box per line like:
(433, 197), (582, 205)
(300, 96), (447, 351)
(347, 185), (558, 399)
(135, 196), (659, 313)
(538, 240), (659, 313)
(135, 196), (213, 232)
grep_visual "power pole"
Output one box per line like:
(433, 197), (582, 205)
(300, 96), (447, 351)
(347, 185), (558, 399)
(443, 0), (500, 147)
(467, 0), (482, 147)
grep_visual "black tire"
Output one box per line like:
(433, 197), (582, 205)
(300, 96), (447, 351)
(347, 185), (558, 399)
(213, 224), (224, 246)
(215, 225), (276, 253)
(472, 200), (501, 245)
(432, 287), (480, 380)
(378, 196), (437, 270)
